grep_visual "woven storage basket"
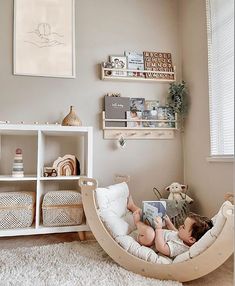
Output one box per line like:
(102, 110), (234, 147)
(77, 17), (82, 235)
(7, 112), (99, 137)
(0, 192), (35, 229)
(42, 190), (84, 227)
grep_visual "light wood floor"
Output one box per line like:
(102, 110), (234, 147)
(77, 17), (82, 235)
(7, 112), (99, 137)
(0, 232), (233, 286)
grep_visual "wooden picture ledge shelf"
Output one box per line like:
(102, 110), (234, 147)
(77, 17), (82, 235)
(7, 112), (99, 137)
(102, 112), (178, 140)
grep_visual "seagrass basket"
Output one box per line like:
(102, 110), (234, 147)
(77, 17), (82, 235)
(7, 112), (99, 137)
(42, 190), (84, 227)
(0, 192), (35, 229)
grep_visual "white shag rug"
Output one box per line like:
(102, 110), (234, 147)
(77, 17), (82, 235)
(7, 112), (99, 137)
(0, 241), (182, 286)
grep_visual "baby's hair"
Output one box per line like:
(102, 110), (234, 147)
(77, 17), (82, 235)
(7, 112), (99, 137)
(188, 212), (213, 241)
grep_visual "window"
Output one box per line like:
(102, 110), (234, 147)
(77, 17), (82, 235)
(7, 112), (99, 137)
(206, 0), (234, 157)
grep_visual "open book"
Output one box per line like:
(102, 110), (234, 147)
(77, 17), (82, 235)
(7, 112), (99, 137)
(142, 201), (166, 229)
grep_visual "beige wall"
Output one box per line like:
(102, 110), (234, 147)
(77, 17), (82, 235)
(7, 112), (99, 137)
(178, 0), (234, 217)
(0, 0), (183, 206)
(2, 0), (231, 215)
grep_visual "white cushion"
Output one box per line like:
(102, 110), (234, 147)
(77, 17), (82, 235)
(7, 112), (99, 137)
(173, 200), (232, 263)
(172, 251), (191, 263)
(95, 182), (136, 238)
(116, 235), (172, 264)
(96, 182), (129, 217)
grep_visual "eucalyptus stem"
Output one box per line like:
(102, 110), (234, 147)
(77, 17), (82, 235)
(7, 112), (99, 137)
(167, 81), (189, 130)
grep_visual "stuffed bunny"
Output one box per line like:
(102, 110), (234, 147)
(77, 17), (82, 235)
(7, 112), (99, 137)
(165, 182), (194, 204)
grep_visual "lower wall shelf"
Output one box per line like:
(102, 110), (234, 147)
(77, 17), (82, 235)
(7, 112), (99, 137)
(103, 129), (175, 139)
(102, 112), (178, 139)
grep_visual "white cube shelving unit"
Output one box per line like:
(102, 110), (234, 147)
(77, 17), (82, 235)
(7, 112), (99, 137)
(0, 124), (93, 237)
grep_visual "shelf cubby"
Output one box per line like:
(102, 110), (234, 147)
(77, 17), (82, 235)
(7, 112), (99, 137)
(0, 123), (93, 237)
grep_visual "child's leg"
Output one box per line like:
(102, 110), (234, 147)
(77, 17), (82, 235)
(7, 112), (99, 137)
(127, 195), (140, 213)
(133, 210), (155, 247)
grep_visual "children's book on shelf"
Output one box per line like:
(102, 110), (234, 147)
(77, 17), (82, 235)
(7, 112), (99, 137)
(142, 109), (158, 128)
(109, 55), (127, 76)
(158, 106), (175, 128)
(165, 106), (176, 128)
(142, 201), (166, 229)
(130, 98), (145, 112)
(126, 111), (142, 127)
(124, 51), (145, 77)
(145, 100), (160, 111)
(104, 96), (130, 127)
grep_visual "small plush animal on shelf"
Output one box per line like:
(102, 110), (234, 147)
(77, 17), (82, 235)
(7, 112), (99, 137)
(165, 182), (194, 204)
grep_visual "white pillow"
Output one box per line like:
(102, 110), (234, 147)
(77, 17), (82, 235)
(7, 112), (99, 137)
(95, 182), (136, 238)
(173, 200), (232, 263)
(116, 235), (172, 264)
(96, 182), (129, 217)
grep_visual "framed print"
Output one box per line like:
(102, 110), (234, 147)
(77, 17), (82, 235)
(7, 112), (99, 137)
(14, 0), (75, 78)
(109, 55), (127, 76)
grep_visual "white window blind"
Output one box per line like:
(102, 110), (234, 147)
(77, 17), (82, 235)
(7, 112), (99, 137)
(206, 0), (234, 157)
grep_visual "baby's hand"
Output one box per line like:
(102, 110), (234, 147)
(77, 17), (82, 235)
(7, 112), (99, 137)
(154, 216), (163, 229)
(163, 215), (171, 224)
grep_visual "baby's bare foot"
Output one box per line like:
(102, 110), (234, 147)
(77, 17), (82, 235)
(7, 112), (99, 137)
(133, 209), (142, 225)
(127, 195), (135, 210)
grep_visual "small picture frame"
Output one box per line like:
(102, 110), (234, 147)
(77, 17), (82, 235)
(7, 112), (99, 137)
(109, 55), (127, 76)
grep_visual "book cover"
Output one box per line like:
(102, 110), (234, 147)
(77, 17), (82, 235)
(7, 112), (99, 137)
(130, 98), (145, 112)
(145, 100), (160, 111)
(165, 106), (175, 128)
(143, 51), (174, 79)
(158, 106), (175, 128)
(109, 55), (127, 77)
(126, 111), (142, 127)
(104, 96), (130, 127)
(142, 109), (158, 128)
(142, 201), (166, 229)
(124, 51), (145, 77)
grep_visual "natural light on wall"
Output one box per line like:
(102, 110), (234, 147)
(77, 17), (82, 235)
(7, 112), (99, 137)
(206, 0), (234, 159)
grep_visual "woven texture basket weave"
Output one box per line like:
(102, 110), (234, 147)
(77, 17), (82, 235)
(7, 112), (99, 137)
(42, 190), (84, 227)
(0, 192), (35, 229)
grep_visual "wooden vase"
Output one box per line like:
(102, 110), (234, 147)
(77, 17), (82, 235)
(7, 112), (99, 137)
(62, 106), (82, 126)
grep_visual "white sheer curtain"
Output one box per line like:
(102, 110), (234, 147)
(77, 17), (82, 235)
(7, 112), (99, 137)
(206, 0), (234, 157)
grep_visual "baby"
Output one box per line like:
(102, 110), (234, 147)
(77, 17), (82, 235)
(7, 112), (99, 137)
(127, 195), (213, 258)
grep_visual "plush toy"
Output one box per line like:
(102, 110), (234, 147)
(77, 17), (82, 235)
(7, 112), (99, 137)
(165, 182), (194, 204)
(224, 192), (234, 204)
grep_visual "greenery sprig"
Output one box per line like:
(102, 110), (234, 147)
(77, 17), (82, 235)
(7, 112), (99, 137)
(167, 81), (189, 118)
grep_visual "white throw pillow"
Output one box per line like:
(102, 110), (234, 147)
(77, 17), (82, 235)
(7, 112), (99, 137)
(95, 182), (136, 238)
(173, 200), (232, 263)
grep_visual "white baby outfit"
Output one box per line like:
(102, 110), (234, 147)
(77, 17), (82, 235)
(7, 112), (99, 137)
(161, 229), (190, 257)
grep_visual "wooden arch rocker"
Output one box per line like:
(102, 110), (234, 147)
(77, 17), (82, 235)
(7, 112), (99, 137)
(79, 178), (234, 282)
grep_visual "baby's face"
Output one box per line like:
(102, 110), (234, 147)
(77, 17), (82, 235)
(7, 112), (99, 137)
(178, 217), (196, 245)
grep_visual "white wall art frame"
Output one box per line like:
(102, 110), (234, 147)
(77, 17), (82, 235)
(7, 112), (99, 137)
(14, 0), (75, 78)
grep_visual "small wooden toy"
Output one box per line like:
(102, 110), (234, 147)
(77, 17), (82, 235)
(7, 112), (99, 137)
(52, 154), (80, 176)
(12, 148), (24, 177)
(43, 167), (57, 177)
